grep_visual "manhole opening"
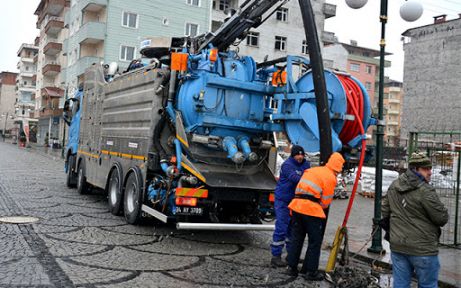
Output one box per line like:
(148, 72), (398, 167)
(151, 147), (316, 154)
(0, 216), (40, 224)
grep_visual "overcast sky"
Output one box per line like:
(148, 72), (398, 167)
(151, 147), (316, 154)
(1, 0), (460, 81)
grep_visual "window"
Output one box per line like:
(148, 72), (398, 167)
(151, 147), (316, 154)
(275, 36), (287, 51)
(366, 65), (372, 74)
(120, 45), (136, 61)
(216, 0), (230, 11)
(276, 8), (288, 22)
(185, 23), (199, 37)
(122, 12), (138, 28)
(186, 0), (200, 6)
(302, 40), (308, 54)
(350, 63), (360, 72)
(246, 32), (259, 47)
(365, 81), (372, 91)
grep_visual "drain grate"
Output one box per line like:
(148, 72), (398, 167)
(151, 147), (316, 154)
(0, 216), (40, 224)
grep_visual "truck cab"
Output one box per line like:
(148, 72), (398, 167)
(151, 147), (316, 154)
(63, 89), (83, 188)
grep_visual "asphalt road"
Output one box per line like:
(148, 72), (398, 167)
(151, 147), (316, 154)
(0, 142), (333, 288)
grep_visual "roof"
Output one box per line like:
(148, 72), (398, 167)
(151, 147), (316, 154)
(340, 43), (392, 57)
(41, 87), (64, 97)
(402, 17), (461, 36)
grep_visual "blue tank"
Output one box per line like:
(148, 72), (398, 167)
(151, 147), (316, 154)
(174, 49), (371, 161)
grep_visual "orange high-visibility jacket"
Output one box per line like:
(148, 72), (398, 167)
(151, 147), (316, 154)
(288, 166), (338, 218)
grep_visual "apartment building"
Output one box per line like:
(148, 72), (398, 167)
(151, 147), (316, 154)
(34, 0), (69, 146)
(62, 0), (211, 95)
(383, 80), (403, 146)
(401, 15), (461, 138)
(0, 72), (18, 135)
(210, 0), (336, 63)
(16, 43), (39, 143)
(324, 40), (392, 107)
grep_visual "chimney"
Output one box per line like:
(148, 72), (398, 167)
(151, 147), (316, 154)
(433, 15), (447, 24)
(459, 13), (461, 19)
(350, 40), (357, 46)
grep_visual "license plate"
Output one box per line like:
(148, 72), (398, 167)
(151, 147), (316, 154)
(175, 206), (203, 216)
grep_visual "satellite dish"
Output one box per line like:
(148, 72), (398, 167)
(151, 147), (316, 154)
(400, 1), (423, 22)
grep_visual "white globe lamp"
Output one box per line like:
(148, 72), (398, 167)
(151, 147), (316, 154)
(345, 0), (368, 9)
(400, 1), (423, 22)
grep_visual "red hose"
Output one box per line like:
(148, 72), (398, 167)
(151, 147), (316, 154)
(337, 75), (367, 228)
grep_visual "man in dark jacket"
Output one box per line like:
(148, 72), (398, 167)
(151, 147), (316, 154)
(382, 152), (448, 288)
(271, 145), (310, 267)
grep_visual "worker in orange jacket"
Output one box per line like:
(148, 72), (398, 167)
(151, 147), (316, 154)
(285, 152), (345, 281)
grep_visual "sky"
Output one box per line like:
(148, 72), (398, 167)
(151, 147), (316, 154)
(1, 0), (460, 81)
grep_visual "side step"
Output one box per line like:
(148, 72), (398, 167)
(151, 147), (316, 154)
(177, 222), (275, 231)
(141, 205), (168, 223)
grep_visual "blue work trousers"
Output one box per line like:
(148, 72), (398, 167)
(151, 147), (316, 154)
(271, 200), (291, 257)
(391, 251), (440, 288)
(287, 211), (324, 273)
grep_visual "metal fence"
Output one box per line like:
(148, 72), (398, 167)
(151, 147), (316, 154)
(407, 131), (461, 247)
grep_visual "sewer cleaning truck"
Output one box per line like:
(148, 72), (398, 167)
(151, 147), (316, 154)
(63, 0), (371, 230)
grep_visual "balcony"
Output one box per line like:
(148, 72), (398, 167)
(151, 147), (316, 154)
(41, 87), (64, 98)
(79, 0), (107, 12)
(388, 98), (400, 104)
(39, 108), (63, 118)
(65, 56), (103, 80)
(42, 0), (66, 16)
(76, 21), (105, 44)
(44, 41), (62, 56)
(388, 121), (399, 126)
(62, 39), (68, 55)
(20, 57), (35, 63)
(323, 3), (336, 19)
(45, 16), (64, 36)
(322, 31), (336, 45)
(42, 62), (61, 76)
(388, 109), (400, 115)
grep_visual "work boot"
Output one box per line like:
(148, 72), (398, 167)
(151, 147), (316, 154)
(271, 256), (286, 267)
(304, 271), (324, 281)
(285, 266), (298, 277)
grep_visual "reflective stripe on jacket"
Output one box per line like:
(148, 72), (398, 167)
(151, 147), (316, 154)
(288, 166), (337, 218)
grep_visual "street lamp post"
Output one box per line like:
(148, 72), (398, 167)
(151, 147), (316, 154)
(368, 0), (388, 254)
(344, 0), (423, 253)
(2, 111), (9, 141)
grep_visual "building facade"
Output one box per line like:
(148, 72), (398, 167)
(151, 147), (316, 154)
(210, 0), (336, 63)
(16, 43), (39, 143)
(401, 15), (461, 139)
(62, 0), (212, 95)
(34, 0), (69, 146)
(324, 41), (392, 107)
(324, 41), (392, 143)
(0, 72), (19, 135)
(383, 80), (403, 146)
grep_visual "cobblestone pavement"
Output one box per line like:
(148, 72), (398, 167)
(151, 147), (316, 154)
(0, 142), (332, 288)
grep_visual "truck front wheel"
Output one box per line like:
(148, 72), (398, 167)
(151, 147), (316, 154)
(123, 170), (143, 224)
(108, 166), (123, 215)
(66, 154), (77, 188)
(77, 160), (89, 194)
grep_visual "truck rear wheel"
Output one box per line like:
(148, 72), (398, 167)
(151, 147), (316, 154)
(66, 154), (77, 188)
(108, 166), (123, 215)
(123, 170), (143, 224)
(77, 160), (89, 195)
